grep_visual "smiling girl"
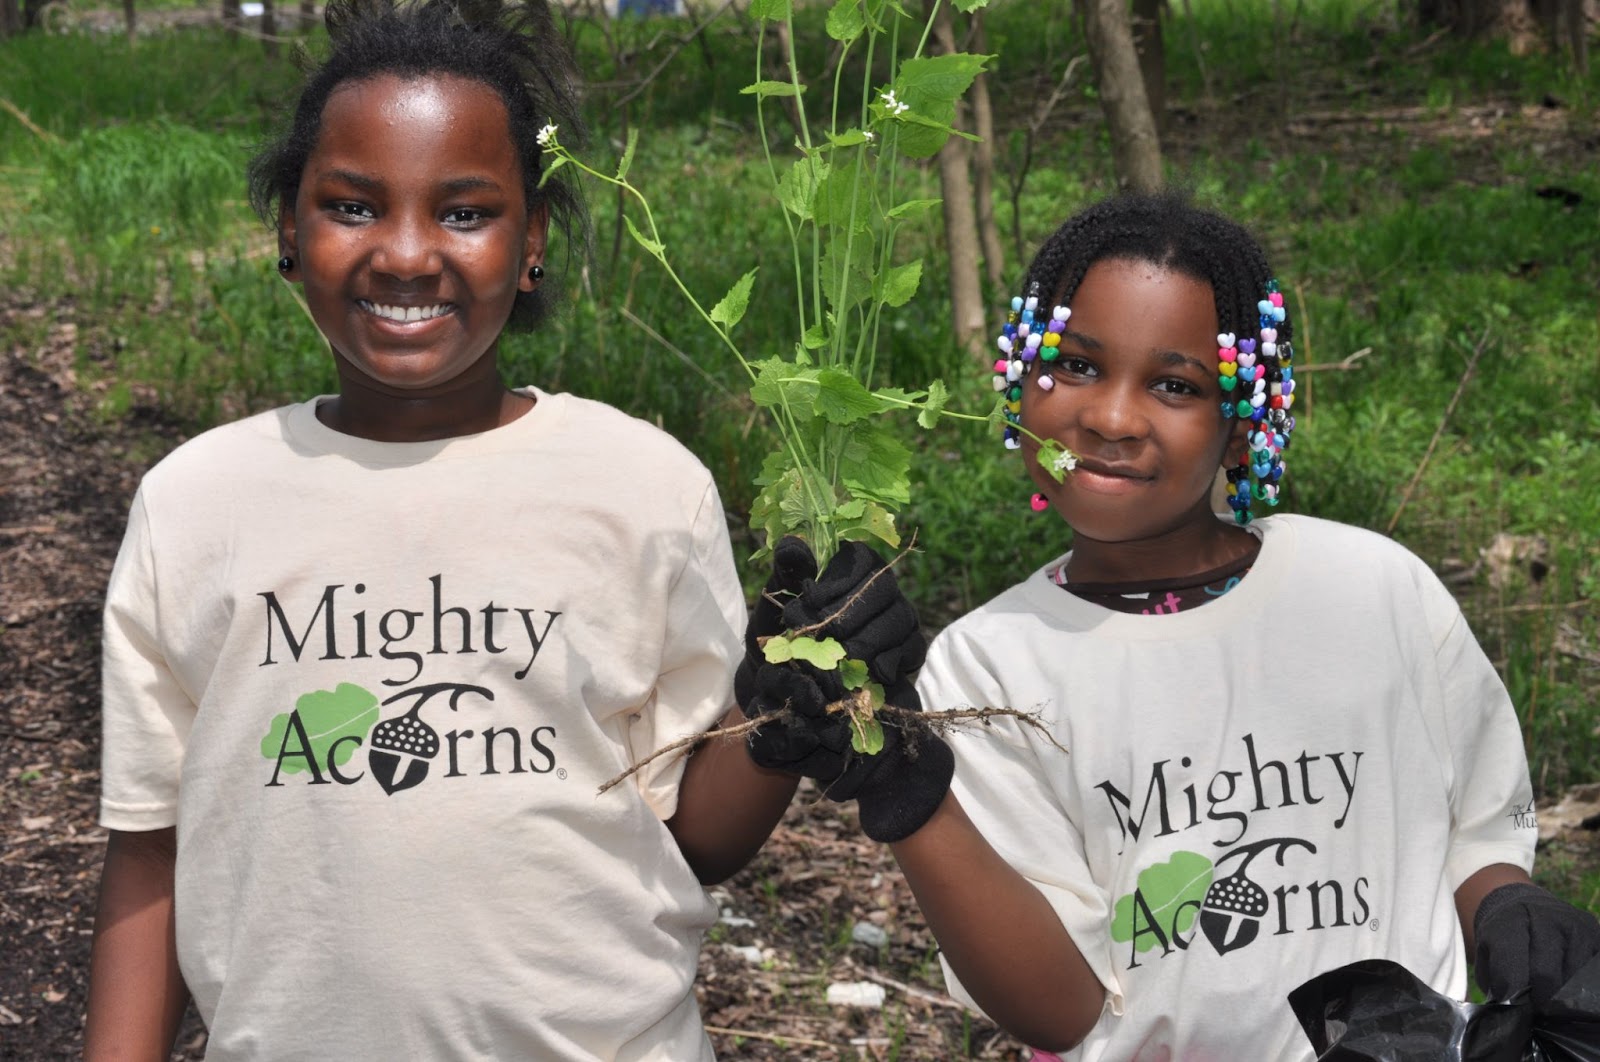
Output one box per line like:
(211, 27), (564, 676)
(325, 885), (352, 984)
(755, 193), (1600, 1059)
(82, 2), (817, 1058)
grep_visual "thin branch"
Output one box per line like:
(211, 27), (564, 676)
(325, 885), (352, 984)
(778, 533), (920, 641)
(618, 306), (737, 399)
(703, 1026), (837, 1050)
(615, 0), (736, 109)
(0, 98), (60, 145)
(857, 969), (969, 1011)
(1292, 346), (1372, 373)
(1385, 327), (1491, 536)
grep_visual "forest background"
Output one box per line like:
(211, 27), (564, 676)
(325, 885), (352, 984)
(0, 0), (1597, 1055)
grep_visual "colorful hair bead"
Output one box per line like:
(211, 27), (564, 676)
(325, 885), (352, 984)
(1222, 280), (1295, 525)
(992, 280), (1070, 451)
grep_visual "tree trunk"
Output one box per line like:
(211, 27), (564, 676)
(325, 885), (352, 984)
(1, 0), (20, 39)
(1132, 0), (1166, 135)
(299, 0), (314, 30)
(968, 10), (1004, 295)
(260, 0), (277, 55)
(927, 0), (987, 357)
(1081, 0), (1163, 192)
(221, 0), (240, 30)
(1562, 0), (1589, 72)
(123, 0), (136, 42)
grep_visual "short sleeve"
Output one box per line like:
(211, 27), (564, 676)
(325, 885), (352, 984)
(625, 479), (746, 820)
(99, 489), (196, 831)
(919, 630), (1123, 1019)
(1420, 571), (1537, 889)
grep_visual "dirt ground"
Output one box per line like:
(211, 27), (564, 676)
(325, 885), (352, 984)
(0, 299), (1029, 1060)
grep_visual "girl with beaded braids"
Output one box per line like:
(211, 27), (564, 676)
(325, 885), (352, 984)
(753, 192), (1596, 1059)
(83, 1), (826, 1057)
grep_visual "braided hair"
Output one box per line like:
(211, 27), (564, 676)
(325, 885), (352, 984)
(247, 0), (590, 331)
(1003, 192), (1296, 522)
(1022, 192), (1289, 355)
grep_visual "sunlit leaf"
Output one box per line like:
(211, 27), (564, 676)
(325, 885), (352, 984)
(624, 214), (663, 257)
(826, 0), (865, 42)
(917, 379), (950, 429)
(710, 268), (759, 332)
(741, 79), (805, 98)
(880, 258), (922, 307)
(814, 369), (885, 425)
(886, 197), (942, 221)
(616, 127), (639, 181)
(764, 634), (848, 670)
(776, 156), (828, 221)
(839, 658), (870, 690)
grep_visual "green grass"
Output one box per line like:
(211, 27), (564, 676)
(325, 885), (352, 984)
(1, 4), (1597, 799)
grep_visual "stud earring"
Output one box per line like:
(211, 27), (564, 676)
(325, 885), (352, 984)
(1030, 493), (1050, 513)
(528, 264), (545, 282)
(277, 256), (294, 273)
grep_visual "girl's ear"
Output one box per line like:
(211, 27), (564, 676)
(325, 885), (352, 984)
(519, 202), (551, 293)
(277, 204), (301, 281)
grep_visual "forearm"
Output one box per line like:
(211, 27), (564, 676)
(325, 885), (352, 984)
(666, 705), (800, 885)
(1455, 862), (1534, 951)
(891, 793), (1104, 1052)
(85, 827), (189, 1062)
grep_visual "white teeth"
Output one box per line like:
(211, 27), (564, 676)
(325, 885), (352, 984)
(362, 301), (450, 322)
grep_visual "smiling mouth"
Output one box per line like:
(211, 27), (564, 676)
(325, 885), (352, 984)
(1075, 460), (1150, 481)
(358, 300), (454, 323)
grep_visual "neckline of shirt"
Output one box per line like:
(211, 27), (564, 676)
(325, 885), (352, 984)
(282, 385), (567, 466)
(1020, 514), (1298, 639)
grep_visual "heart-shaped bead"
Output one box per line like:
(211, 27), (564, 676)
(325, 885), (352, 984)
(1262, 342), (1277, 358)
(1026, 333), (1042, 349)
(1261, 328), (1277, 343)
(1219, 347), (1238, 362)
(1219, 362), (1237, 377)
(1053, 306), (1071, 322)
(1258, 299), (1273, 314)
(1219, 374), (1237, 392)
(1270, 292), (1284, 307)
(1239, 339), (1257, 354)
(997, 336), (1013, 354)
(992, 376), (1007, 392)
(1238, 351), (1257, 368)
(1216, 332), (1236, 348)
(993, 359), (1008, 373)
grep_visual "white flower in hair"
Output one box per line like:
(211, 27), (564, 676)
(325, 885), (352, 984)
(536, 123), (559, 148)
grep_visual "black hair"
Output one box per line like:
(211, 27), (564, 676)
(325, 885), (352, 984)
(247, 0), (590, 331)
(1021, 190), (1291, 352)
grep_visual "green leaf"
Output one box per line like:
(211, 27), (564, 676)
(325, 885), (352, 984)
(886, 197), (942, 221)
(259, 683), (379, 773)
(880, 258), (923, 307)
(917, 379), (950, 429)
(537, 154), (568, 188)
(801, 323), (829, 350)
(1110, 851), (1214, 951)
(749, 466), (799, 555)
(951, 0), (989, 11)
(850, 708), (886, 756)
(763, 634), (848, 670)
(624, 214), (663, 257)
(870, 386), (926, 409)
(820, 249), (873, 312)
(1037, 437), (1077, 483)
(814, 369), (885, 425)
(750, 357), (821, 410)
(825, 0), (865, 41)
(616, 127), (639, 181)
(826, 128), (871, 148)
(812, 165), (873, 233)
(838, 420), (911, 506)
(833, 498), (900, 550)
(709, 268), (759, 332)
(890, 52), (991, 158)
(838, 657), (870, 690)
(741, 79), (805, 98)
(748, 0), (791, 19)
(776, 156), (828, 221)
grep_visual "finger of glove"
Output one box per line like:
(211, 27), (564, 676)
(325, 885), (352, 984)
(1475, 900), (1536, 1002)
(1524, 897), (1600, 1008)
(745, 685), (855, 780)
(745, 537), (820, 648)
(837, 605), (925, 686)
(782, 567), (914, 663)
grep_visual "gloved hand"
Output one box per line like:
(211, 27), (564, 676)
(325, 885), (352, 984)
(740, 662), (952, 843)
(738, 536), (925, 686)
(1473, 881), (1600, 1012)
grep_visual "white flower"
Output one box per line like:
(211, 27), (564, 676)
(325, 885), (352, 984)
(536, 123), (558, 148)
(880, 89), (909, 116)
(1052, 449), (1078, 474)
(863, 130), (876, 142)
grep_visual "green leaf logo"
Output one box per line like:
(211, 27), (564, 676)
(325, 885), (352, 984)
(259, 683), (380, 774)
(1110, 851), (1215, 951)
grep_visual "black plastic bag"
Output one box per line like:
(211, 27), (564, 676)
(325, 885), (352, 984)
(1289, 956), (1600, 1062)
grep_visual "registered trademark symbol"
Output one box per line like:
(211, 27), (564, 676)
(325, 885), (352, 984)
(557, 768), (567, 780)
(1369, 919), (1380, 932)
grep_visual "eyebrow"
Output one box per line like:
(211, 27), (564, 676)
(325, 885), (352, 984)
(1062, 330), (1209, 373)
(314, 170), (505, 195)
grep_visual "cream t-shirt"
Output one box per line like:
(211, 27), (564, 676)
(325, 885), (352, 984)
(100, 388), (744, 1060)
(921, 514), (1536, 1061)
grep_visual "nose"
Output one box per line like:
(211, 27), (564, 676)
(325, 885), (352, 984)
(1077, 381), (1149, 443)
(370, 214), (442, 281)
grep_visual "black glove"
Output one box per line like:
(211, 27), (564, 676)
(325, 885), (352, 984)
(739, 536), (925, 686)
(1474, 881), (1600, 1011)
(740, 663), (952, 843)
